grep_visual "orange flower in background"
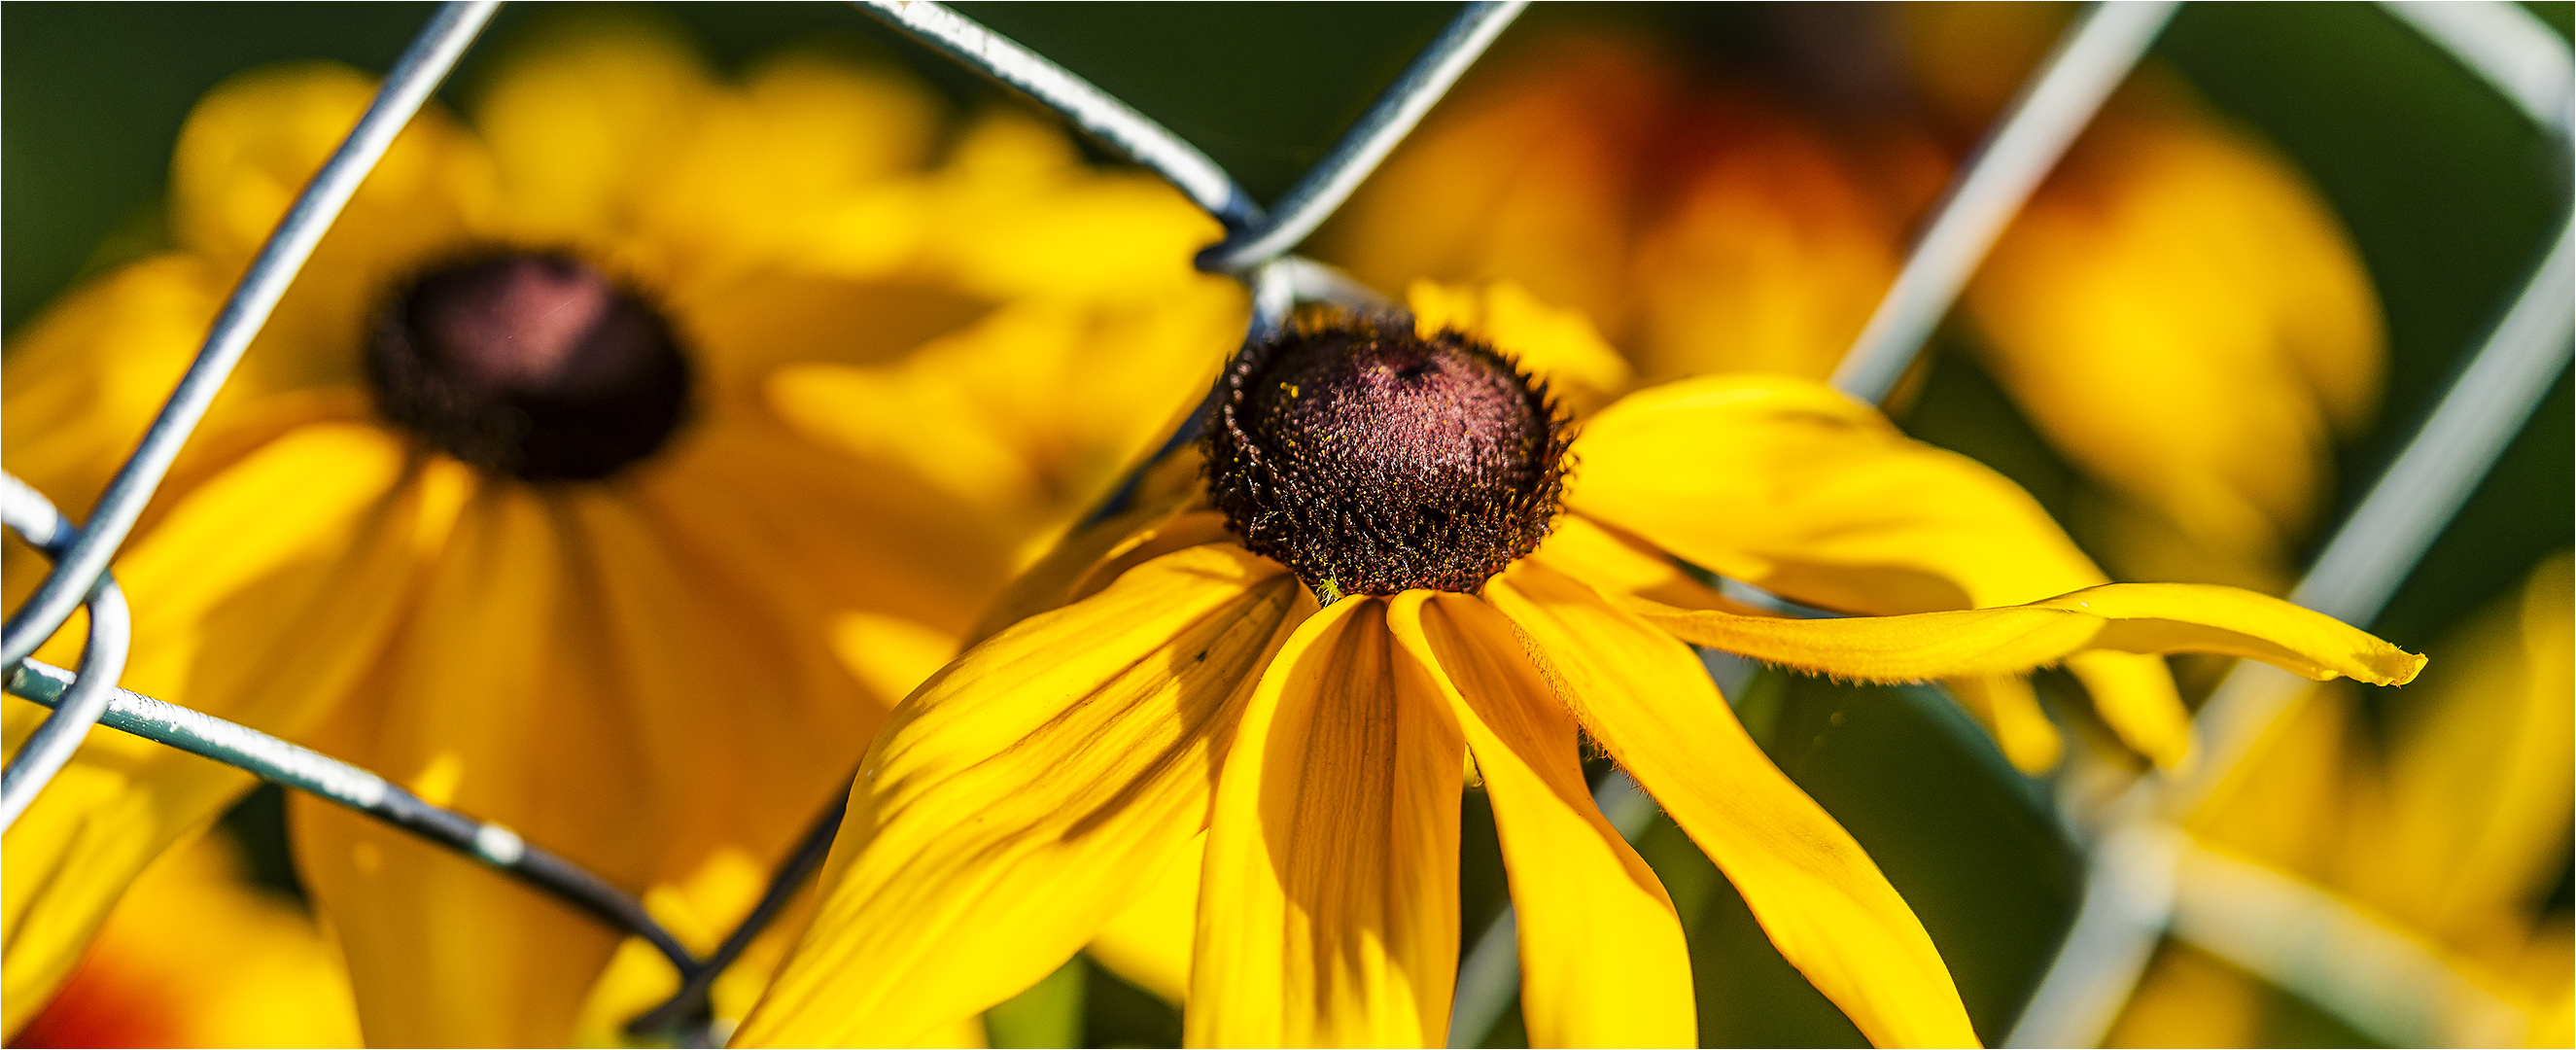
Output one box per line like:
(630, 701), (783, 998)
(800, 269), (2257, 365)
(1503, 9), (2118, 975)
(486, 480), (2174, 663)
(1, 18), (1237, 1045)
(1328, 5), (2385, 608)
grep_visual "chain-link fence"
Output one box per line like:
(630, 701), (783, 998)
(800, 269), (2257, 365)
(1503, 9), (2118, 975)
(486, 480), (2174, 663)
(3, 1), (2568, 1044)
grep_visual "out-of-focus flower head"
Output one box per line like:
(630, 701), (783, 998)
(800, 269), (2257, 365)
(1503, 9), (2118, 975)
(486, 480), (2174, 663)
(2111, 552), (2571, 1047)
(9, 830), (362, 1049)
(0, 15), (1238, 1045)
(729, 282), (2419, 1048)
(1328, 3), (2386, 604)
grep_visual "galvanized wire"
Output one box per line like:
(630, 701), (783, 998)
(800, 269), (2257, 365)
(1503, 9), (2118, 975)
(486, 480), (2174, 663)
(1, 656), (704, 980)
(2006, 8), (2575, 1036)
(0, 477), (130, 832)
(0, 0), (500, 670)
(2007, 217), (2575, 1049)
(1450, 4), (2176, 1039)
(1828, 0), (2179, 404)
(1195, 1), (1528, 273)
(2384, 0), (2576, 132)
(847, 0), (1260, 228)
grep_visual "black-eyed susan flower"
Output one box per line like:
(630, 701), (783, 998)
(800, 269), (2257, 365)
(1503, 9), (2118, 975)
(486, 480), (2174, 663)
(1320, 27), (2386, 772)
(730, 282), (2421, 1048)
(0, 22), (1238, 1045)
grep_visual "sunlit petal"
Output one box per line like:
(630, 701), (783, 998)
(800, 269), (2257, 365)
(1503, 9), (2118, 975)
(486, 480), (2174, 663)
(1390, 592), (1693, 1048)
(1943, 674), (2064, 773)
(1628, 581), (2421, 686)
(735, 544), (1303, 1047)
(1487, 561), (1978, 1048)
(1569, 373), (2103, 614)
(1190, 597), (1465, 1049)
(1089, 832), (1204, 1006)
(3, 425), (433, 1033)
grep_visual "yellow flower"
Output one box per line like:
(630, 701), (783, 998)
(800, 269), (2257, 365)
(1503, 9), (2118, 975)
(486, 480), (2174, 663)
(1, 21), (1236, 1045)
(1327, 20), (2385, 598)
(731, 282), (2419, 1048)
(2112, 552), (2571, 1047)
(8, 829), (361, 1049)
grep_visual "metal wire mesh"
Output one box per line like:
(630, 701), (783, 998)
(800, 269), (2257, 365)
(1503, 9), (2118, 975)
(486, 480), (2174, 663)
(0, 1), (2566, 1044)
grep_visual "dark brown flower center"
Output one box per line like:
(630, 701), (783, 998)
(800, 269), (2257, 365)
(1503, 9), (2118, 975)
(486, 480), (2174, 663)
(1201, 314), (1569, 602)
(367, 253), (690, 481)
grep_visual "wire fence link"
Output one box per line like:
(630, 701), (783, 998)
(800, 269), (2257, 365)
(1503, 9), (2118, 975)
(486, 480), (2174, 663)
(0, 0), (2566, 1044)
(0, 477), (128, 831)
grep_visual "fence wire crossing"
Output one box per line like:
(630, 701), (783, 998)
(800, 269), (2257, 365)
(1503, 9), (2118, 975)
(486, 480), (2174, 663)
(0, 1), (2567, 1046)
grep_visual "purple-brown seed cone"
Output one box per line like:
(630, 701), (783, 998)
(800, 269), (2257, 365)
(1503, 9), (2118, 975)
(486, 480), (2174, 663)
(1202, 312), (1571, 601)
(367, 252), (690, 481)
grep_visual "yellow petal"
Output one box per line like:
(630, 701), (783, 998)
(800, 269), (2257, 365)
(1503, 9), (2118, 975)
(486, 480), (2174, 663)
(2063, 651), (2192, 769)
(1573, 374), (2200, 767)
(1322, 39), (1664, 342)
(968, 503), (1230, 648)
(1623, 99), (1907, 383)
(1189, 596), (1464, 1048)
(167, 62), (487, 394)
(1569, 373), (2102, 614)
(734, 544), (1303, 1048)
(471, 21), (715, 257)
(925, 113), (1230, 305)
(2036, 584), (2422, 684)
(6, 832), (361, 1048)
(1, 425), (431, 1029)
(1967, 84), (2384, 584)
(1627, 580), (2421, 686)
(1486, 561), (1979, 1048)
(1944, 675), (2064, 773)
(292, 481), (642, 1047)
(2357, 552), (2573, 938)
(1390, 591), (1693, 1048)
(1088, 832), (1203, 1006)
(1407, 280), (1634, 411)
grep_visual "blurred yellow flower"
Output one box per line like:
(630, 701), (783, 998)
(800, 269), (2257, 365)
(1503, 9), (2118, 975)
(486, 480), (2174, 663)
(1328, 13), (2385, 603)
(9, 829), (361, 1049)
(2112, 553), (2571, 1047)
(730, 282), (2418, 1048)
(1, 20), (1236, 1045)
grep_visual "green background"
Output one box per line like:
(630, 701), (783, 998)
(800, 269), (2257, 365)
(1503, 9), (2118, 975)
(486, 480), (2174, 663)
(5, 3), (2569, 1047)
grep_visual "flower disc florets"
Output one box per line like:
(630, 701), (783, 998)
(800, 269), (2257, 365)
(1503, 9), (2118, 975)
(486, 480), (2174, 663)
(368, 252), (691, 481)
(1202, 313), (1572, 602)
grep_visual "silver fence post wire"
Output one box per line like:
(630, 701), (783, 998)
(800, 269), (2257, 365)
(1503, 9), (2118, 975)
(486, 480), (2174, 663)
(2, 656), (706, 981)
(1828, 0), (2181, 404)
(0, 476), (130, 831)
(2006, 4), (2575, 1044)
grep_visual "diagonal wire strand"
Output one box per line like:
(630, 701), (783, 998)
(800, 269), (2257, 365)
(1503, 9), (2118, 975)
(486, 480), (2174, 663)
(0, 0), (500, 670)
(0, 656), (705, 980)
(0, 476), (130, 831)
(848, 0), (1259, 228)
(1448, 6), (2173, 1041)
(1194, 0), (1528, 273)
(2005, 186), (2574, 1050)
(1828, 0), (2178, 404)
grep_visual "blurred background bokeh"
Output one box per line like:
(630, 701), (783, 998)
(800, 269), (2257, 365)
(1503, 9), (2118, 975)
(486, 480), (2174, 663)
(5, 3), (2569, 1047)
